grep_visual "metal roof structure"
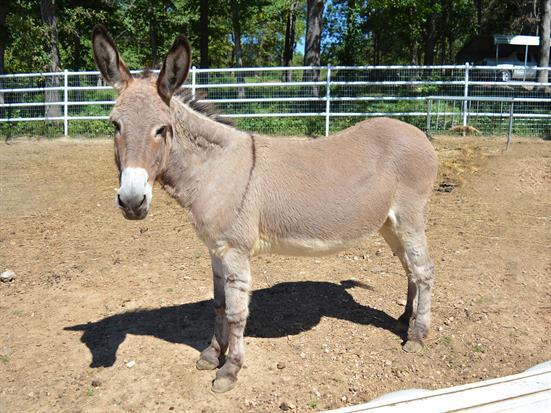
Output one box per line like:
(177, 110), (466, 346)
(493, 35), (542, 46)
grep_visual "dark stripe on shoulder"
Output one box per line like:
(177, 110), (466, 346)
(237, 133), (257, 215)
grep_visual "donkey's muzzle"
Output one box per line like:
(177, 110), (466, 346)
(117, 194), (147, 219)
(116, 167), (152, 220)
(117, 193), (146, 209)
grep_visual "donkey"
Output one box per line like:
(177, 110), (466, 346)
(92, 25), (437, 393)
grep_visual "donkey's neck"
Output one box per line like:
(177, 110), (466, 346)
(160, 102), (250, 211)
(173, 101), (238, 148)
(159, 138), (204, 209)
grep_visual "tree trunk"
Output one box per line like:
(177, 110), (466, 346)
(40, 0), (62, 118)
(538, 0), (550, 83)
(411, 42), (418, 65)
(373, 30), (380, 65)
(149, 0), (158, 67)
(423, 10), (437, 65)
(0, 1), (6, 75)
(282, 0), (298, 82)
(230, 0), (244, 98)
(199, 0), (208, 68)
(439, 37), (446, 65)
(476, 0), (483, 34)
(304, 0), (324, 97)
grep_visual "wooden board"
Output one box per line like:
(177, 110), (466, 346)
(328, 362), (551, 413)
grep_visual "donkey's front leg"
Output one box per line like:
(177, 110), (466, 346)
(212, 249), (251, 393)
(196, 254), (228, 370)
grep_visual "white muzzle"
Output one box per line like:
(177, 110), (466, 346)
(116, 167), (153, 220)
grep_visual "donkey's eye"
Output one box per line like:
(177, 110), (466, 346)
(155, 126), (167, 138)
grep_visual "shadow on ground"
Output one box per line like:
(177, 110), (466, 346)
(65, 280), (404, 368)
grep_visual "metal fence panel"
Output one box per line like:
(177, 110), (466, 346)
(1, 65), (550, 139)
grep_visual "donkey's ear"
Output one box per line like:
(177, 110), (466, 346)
(91, 24), (132, 93)
(157, 35), (191, 104)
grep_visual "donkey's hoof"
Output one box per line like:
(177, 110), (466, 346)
(212, 376), (237, 393)
(196, 356), (219, 370)
(403, 340), (423, 353)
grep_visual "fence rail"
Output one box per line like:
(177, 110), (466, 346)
(1, 64), (550, 139)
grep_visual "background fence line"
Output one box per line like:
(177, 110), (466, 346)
(0, 64), (550, 139)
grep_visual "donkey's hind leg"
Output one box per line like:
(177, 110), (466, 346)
(379, 219), (416, 331)
(379, 208), (435, 353)
(196, 254), (229, 370)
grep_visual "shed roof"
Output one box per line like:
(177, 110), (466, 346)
(494, 35), (541, 46)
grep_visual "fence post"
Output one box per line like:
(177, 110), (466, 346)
(462, 62), (469, 136)
(191, 66), (196, 100)
(506, 100), (514, 150)
(426, 98), (432, 133)
(63, 69), (68, 136)
(325, 66), (331, 137)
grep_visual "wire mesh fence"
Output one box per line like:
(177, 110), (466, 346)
(1, 64), (550, 139)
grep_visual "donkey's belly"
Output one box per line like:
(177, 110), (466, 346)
(252, 235), (369, 257)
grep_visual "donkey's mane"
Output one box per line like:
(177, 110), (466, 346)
(137, 68), (156, 79)
(173, 89), (234, 127)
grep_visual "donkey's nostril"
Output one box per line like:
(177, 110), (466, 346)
(139, 195), (146, 207)
(117, 193), (126, 208)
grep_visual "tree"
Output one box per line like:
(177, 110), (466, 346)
(323, 0), (369, 66)
(0, 0), (7, 120)
(40, 0), (60, 73)
(341, 0), (362, 65)
(0, 1), (7, 75)
(230, 0), (245, 97)
(304, 0), (324, 67)
(304, 0), (324, 96)
(282, 0), (298, 80)
(199, 0), (208, 68)
(148, 0), (159, 67)
(230, 0), (243, 71)
(538, 0), (550, 83)
(475, 0), (483, 33)
(423, 1), (438, 65)
(40, 0), (62, 118)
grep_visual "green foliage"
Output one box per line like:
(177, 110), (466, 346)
(59, 6), (110, 70)
(238, 116), (324, 137)
(3, 0), (545, 72)
(5, 2), (50, 72)
(324, 0), (371, 65)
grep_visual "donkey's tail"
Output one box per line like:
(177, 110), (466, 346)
(340, 279), (374, 291)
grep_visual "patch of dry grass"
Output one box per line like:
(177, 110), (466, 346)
(432, 136), (500, 188)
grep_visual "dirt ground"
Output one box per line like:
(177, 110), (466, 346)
(0, 135), (550, 413)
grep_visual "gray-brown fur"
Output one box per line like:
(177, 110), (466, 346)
(92, 25), (438, 393)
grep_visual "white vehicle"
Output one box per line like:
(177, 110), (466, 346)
(482, 35), (545, 82)
(483, 51), (538, 82)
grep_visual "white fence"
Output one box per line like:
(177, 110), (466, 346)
(0, 64), (550, 139)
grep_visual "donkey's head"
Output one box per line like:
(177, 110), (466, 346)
(92, 24), (191, 220)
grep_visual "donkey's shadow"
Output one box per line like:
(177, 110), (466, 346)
(65, 280), (404, 368)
